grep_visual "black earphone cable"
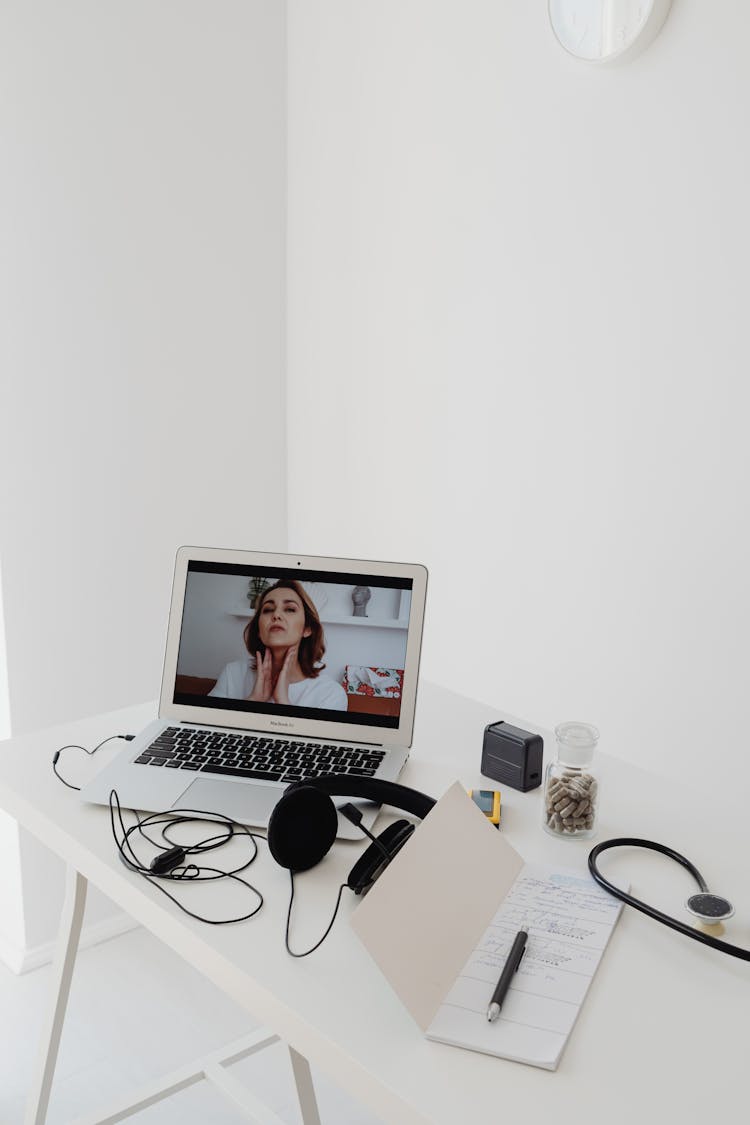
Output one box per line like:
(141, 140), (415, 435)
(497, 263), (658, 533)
(285, 870), (348, 958)
(108, 791), (265, 925)
(283, 805), (407, 956)
(52, 735), (135, 790)
(588, 837), (750, 961)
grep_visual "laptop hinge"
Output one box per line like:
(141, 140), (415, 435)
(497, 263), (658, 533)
(178, 720), (383, 748)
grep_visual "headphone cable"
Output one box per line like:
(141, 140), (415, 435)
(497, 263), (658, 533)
(52, 735), (135, 790)
(285, 871), (348, 958)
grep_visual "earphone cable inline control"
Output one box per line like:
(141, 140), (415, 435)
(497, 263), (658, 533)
(108, 790), (265, 925)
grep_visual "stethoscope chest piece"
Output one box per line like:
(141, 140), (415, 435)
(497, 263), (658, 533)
(685, 892), (735, 936)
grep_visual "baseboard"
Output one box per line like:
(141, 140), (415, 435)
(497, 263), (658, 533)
(0, 912), (141, 975)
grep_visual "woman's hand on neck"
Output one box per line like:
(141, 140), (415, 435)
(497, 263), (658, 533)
(271, 644), (302, 705)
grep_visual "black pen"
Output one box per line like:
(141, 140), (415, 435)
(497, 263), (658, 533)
(487, 929), (528, 1022)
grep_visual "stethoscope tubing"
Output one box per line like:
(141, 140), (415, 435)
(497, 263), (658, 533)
(588, 837), (750, 962)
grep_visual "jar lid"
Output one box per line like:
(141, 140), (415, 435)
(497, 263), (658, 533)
(554, 721), (599, 766)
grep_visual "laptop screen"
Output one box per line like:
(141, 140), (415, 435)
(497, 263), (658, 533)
(173, 561), (414, 730)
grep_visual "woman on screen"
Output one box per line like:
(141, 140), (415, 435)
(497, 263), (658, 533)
(209, 580), (347, 710)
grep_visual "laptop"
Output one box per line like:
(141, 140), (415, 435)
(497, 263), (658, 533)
(81, 546), (428, 838)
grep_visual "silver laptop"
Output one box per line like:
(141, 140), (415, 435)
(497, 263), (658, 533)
(81, 546), (428, 838)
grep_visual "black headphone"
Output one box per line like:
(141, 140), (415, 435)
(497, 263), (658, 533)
(267, 775), (436, 894)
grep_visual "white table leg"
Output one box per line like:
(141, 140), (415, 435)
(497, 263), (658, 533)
(25, 865), (87, 1125)
(288, 1046), (322, 1125)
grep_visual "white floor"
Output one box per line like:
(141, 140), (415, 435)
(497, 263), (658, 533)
(0, 925), (384, 1124)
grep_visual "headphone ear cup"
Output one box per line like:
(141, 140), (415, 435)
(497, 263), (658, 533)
(347, 819), (416, 894)
(267, 785), (339, 872)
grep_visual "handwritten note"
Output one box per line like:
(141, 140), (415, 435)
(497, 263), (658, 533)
(425, 863), (624, 1070)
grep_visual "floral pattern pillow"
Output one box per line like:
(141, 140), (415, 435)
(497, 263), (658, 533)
(343, 665), (403, 698)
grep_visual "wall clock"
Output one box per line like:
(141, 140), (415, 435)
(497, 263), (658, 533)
(549, 0), (673, 63)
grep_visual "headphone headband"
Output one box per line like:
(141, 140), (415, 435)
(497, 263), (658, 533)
(284, 775), (436, 821)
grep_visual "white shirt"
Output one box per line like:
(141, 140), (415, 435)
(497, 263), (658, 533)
(209, 659), (348, 711)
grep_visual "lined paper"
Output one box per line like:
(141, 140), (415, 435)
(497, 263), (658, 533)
(425, 864), (624, 1070)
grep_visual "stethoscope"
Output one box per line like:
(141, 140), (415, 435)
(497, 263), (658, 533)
(588, 838), (750, 961)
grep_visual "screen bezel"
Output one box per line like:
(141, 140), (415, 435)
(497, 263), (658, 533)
(159, 546), (428, 748)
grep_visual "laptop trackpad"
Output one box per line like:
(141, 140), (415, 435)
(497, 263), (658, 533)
(173, 779), (279, 826)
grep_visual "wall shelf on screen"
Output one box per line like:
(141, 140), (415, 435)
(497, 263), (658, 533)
(227, 608), (407, 629)
(320, 615), (408, 630)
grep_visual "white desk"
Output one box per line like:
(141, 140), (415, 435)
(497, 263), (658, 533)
(0, 682), (748, 1124)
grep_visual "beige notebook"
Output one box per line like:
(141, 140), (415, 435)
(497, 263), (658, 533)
(351, 782), (624, 1070)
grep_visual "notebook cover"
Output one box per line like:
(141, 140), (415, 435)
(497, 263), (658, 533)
(350, 781), (524, 1031)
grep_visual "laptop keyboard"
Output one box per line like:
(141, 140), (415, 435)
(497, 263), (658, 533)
(133, 727), (386, 783)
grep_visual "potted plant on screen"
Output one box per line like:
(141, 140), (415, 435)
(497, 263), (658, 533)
(247, 577), (270, 609)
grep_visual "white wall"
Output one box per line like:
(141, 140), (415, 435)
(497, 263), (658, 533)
(287, 2), (750, 786)
(0, 0), (287, 964)
(1, 0), (287, 734)
(0, 565), (24, 961)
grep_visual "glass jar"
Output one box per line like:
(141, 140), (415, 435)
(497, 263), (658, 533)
(542, 722), (599, 839)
